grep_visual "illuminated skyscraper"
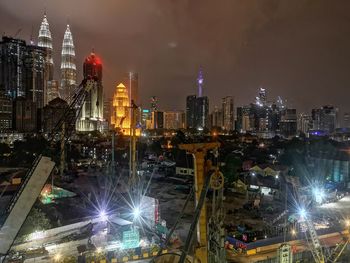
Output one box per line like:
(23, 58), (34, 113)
(150, 96), (158, 111)
(197, 67), (204, 97)
(111, 83), (131, 135)
(76, 51), (104, 131)
(38, 14), (54, 104)
(164, 111), (185, 130)
(60, 24), (76, 102)
(222, 96), (234, 131)
(186, 68), (209, 130)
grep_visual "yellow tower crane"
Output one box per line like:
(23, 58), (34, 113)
(178, 142), (222, 263)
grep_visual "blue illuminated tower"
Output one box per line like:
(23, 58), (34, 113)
(197, 67), (204, 97)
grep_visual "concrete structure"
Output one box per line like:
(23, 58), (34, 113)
(0, 156), (55, 255)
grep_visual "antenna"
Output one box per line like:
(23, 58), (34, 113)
(13, 28), (22, 38)
(30, 25), (34, 45)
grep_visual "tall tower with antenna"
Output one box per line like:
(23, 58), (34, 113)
(197, 67), (204, 97)
(60, 24), (77, 102)
(38, 14), (57, 104)
(38, 14), (54, 80)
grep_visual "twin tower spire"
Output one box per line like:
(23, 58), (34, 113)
(38, 14), (76, 102)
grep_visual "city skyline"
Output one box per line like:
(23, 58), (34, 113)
(2, 1), (350, 114)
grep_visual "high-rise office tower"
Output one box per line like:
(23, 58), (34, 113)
(60, 24), (76, 103)
(0, 37), (27, 99)
(222, 96), (234, 131)
(0, 36), (46, 131)
(258, 87), (266, 105)
(298, 113), (312, 134)
(343, 113), (350, 128)
(38, 14), (54, 105)
(210, 106), (223, 128)
(0, 92), (12, 130)
(312, 105), (338, 133)
(186, 95), (197, 129)
(76, 51), (104, 132)
(151, 111), (164, 129)
(185, 68), (209, 130)
(236, 106), (251, 132)
(24, 45), (46, 109)
(196, 96), (209, 130)
(279, 108), (297, 138)
(150, 96), (158, 112)
(164, 111), (185, 130)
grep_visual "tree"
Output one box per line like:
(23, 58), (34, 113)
(19, 208), (51, 236)
(0, 142), (10, 155)
(223, 153), (242, 183)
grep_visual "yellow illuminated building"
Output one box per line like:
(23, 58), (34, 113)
(111, 83), (140, 136)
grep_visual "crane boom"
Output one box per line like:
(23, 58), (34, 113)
(304, 214), (325, 263)
(0, 78), (96, 260)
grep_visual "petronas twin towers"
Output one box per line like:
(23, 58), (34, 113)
(38, 14), (76, 104)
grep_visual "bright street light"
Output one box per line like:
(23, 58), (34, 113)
(133, 207), (141, 219)
(291, 229), (297, 236)
(54, 254), (61, 262)
(99, 210), (108, 221)
(312, 187), (325, 204)
(299, 208), (307, 218)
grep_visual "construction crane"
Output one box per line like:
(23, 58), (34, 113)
(179, 142), (220, 263)
(152, 142), (224, 263)
(0, 78), (96, 261)
(288, 179), (350, 263)
(301, 210), (350, 263)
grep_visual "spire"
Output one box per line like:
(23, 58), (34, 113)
(197, 66), (204, 97)
(38, 13), (54, 81)
(38, 14), (53, 50)
(60, 24), (77, 102)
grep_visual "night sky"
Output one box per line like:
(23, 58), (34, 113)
(1, 0), (350, 114)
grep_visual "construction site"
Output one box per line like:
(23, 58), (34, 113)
(1, 77), (350, 263)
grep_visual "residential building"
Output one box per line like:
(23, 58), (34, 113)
(164, 111), (185, 130)
(222, 96), (234, 131)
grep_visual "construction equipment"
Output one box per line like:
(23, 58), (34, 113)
(129, 100), (138, 189)
(0, 156), (55, 256)
(178, 142), (221, 263)
(302, 211), (350, 263)
(0, 78), (96, 259)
